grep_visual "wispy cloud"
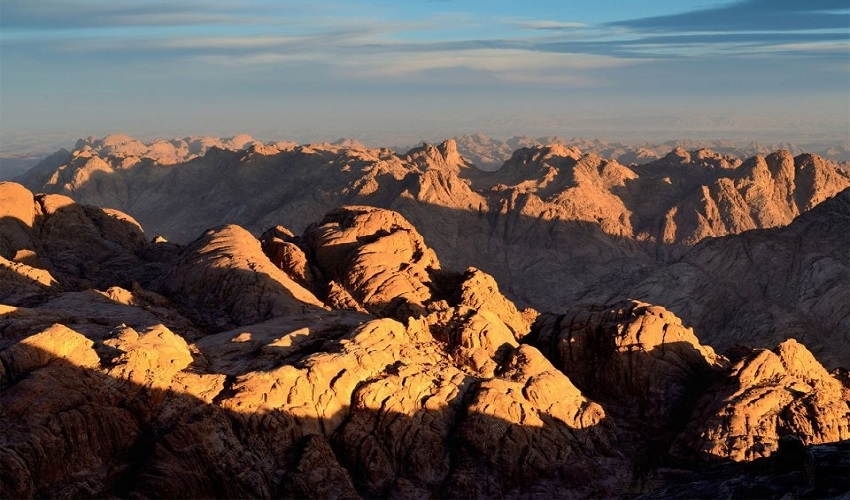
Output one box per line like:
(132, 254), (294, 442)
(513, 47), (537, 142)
(533, 31), (850, 59)
(610, 0), (850, 33)
(510, 1), (850, 60)
(763, 41), (850, 54)
(516, 20), (587, 31)
(159, 36), (315, 50)
(5, 0), (847, 72)
(1, 0), (847, 143)
(0, 1), (637, 87)
(0, 0), (280, 29)
(192, 52), (317, 66)
(335, 47), (639, 85)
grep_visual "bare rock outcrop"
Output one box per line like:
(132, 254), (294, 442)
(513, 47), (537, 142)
(404, 139), (472, 173)
(448, 344), (622, 498)
(304, 205), (440, 318)
(34, 194), (150, 289)
(0, 326), (131, 499)
(617, 149), (850, 256)
(0, 324), (99, 383)
(0, 182), (37, 260)
(0, 200), (632, 499)
(157, 224), (325, 329)
(0, 257), (57, 304)
(453, 267), (536, 338)
(1, 177), (848, 498)
(0, 288), (198, 346)
(529, 300), (727, 426)
(672, 339), (850, 463)
(259, 225), (318, 292)
(0, 183), (183, 315)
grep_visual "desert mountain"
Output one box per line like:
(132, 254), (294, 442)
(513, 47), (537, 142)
(1, 181), (847, 498)
(18, 135), (850, 364)
(618, 187), (850, 369)
(445, 134), (850, 170)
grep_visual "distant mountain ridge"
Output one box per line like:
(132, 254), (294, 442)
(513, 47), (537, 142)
(21, 133), (850, 246)
(4, 132), (850, 181)
(428, 133), (850, 170)
(17, 134), (850, 368)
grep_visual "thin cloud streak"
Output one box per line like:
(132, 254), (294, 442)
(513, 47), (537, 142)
(610, 0), (850, 32)
(3, 0), (846, 65)
(0, 0), (290, 30)
(335, 48), (639, 86)
(516, 20), (587, 31)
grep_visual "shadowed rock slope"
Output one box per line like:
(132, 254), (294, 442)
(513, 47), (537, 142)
(621, 187), (850, 369)
(1, 181), (847, 498)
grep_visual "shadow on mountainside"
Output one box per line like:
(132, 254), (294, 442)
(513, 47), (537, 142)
(23, 144), (836, 318)
(16, 146), (664, 306)
(340, 194), (850, 371)
(381, 200), (657, 309)
(525, 305), (725, 476)
(620, 187), (850, 370)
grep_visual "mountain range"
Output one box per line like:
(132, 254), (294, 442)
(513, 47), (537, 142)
(1, 133), (849, 498)
(17, 134), (850, 366)
(4, 132), (849, 181)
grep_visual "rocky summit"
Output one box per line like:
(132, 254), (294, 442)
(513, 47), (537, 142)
(2, 134), (849, 499)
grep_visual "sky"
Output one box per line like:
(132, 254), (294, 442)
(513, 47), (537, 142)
(1, 0), (849, 149)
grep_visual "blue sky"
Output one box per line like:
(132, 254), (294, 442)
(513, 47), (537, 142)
(1, 0), (848, 147)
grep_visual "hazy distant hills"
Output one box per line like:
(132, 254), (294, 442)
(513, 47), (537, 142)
(428, 133), (850, 170)
(4, 132), (850, 181)
(16, 133), (850, 368)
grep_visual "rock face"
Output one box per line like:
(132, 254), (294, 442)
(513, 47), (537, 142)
(530, 301), (727, 427)
(156, 224), (325, 329)
(624, 187), (850, 369)
(1, 180), (848, 498)
(0, 187), (629, 498)
(0, 182), (37, 259)
(17, 137), (849, 390)
(304, 205), (441, 317)
(672, 339), (850, 463)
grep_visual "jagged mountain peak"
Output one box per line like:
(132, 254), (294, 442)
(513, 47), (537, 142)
(404, 138), (474, 172)
(65, 133), (269, 166)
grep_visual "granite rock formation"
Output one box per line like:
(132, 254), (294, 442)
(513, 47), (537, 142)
(672, 339), (850, 463)
(0, 185), (626, 497)
(1, 177), (848, 498)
